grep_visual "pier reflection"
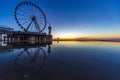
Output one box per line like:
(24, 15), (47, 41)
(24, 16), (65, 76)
(0, 41), (52, 80)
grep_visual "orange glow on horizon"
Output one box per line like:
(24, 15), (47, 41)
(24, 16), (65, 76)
(53, 32), (82, 39)
(88, 34), (120, 39)
(53, 33), (120, 40)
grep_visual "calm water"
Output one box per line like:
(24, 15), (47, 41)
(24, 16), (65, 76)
(0, 41), (120, 80)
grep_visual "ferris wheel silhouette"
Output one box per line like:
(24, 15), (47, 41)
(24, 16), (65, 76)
(14, 47), (46, 80)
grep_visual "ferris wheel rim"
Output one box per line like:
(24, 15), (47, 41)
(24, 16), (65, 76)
(14, 1), (47, 33)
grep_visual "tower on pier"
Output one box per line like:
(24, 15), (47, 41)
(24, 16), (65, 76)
(48, 24), (52, 35)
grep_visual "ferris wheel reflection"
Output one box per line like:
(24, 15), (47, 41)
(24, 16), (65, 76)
(14, 45), (51, 80)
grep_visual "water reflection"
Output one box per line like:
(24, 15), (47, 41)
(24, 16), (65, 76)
(0, 41), (52, 80)
(1, 41), (120, 80)
(14, 47), (46, 80)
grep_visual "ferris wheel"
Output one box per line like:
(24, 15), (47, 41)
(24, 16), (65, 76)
(14, 1), (46, 33)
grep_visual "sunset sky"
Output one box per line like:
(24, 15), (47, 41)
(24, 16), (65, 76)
(1, 0), (120, 39)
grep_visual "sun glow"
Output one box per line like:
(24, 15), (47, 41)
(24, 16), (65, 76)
(53, 31), (120, 40)
(55, 32), (81, 39)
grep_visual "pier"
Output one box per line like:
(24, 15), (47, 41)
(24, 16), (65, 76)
(6, 30), (52, 43)
(0, 25), (52, 43)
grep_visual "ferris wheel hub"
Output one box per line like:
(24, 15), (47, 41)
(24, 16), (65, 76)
(32, 16), (36, 21)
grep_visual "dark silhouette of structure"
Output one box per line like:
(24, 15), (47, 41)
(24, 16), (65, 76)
(13, 43), (52, 80)
(0, 1), (52, 43)
(48, 24), (52, 35)
(57, 37), (59, 43)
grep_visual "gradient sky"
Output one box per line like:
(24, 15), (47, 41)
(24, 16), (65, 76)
(1, 0), (120, 38)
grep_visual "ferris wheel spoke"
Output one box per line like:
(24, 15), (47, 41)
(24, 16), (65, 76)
(25, 21), (33, 32)
(23, 5), (32, 18)
(16, 12), (29, 17)
(38, 20), (45, 25)
(38, 24), (43, 30)
(38, 16), (44, 19)
(36, 21), (41, 32)
(33, 49), (40, 59)
(25, 3), (31, 11)
(33, 22), (38, 32)
(22, 5), (29, 13)
(31, 22), (34, 32)
(17, 18), (30, 20)
(36, 25), (41, 32)
(29, 4), (34, 16)
(37, 23), (44, 30)
(35, 10), (41, 16)
(25, 49), (32, 59)
(25, 4), (32, 15)
(33, 7), (37, 16)
(34, 21), (41, 32)
(21, 20), (31, 25)
(38, 18), (44, 21)
(36, 14), (43, 18)
(37, 20), (44, 27)
(40, 22), (45, 25)
(31, 5), (34, 16)
(23, 4), (32, 16)
(25, 4), (32, 17)
(18, 8), (26, 15)
(38, 20), (45, 26)
(38, 19), (45, 22)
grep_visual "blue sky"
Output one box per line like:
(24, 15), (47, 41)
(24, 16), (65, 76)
(1, 0), (120, 38)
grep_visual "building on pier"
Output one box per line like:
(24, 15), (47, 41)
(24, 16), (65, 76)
(0, 25), (14, 41)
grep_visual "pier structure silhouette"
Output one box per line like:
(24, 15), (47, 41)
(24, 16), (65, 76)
(0, 1), (52, 43)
